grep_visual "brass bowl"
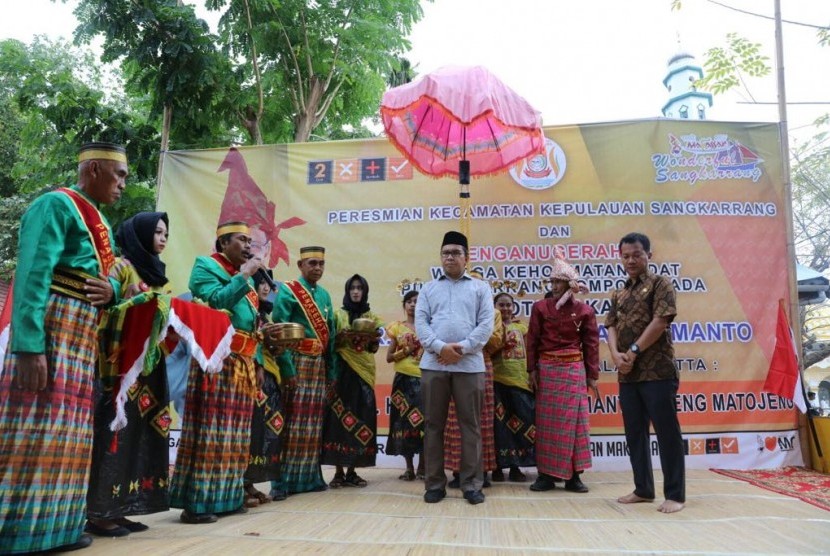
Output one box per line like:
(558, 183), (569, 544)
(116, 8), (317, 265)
(275, 322), (305, 340)
(351, 318), (376, 333)
(262, 323), (305, 349)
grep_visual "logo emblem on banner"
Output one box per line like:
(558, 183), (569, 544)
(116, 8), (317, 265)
(653, 133), (765, 185)
(509, 137), (566, 191)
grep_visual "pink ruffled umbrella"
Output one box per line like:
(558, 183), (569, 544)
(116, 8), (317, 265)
(381, 65), (544, 237)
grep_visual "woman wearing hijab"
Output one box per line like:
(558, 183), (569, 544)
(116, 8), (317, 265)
(86, 212), (172, 537)
(321, 274), (383, 488)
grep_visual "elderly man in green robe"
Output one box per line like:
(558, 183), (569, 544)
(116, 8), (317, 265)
(270, 245), (336, 497)
(169, 221), (266, 524)
(0, 142), (126, 554)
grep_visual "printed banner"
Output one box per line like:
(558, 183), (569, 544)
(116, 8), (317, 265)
(159, 120), (800, 470)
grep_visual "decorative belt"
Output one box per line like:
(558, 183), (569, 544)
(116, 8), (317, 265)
(540, 350), (583, 363)
(295, 338), (323, 356)
(50, 267), (95, 303)
(230, 330), (259, 357)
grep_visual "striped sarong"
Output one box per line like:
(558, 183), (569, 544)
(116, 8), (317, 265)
(274, 353), (326, 493)
(535, 358), (591, 479)
(385, 373), (424, 457)
(169, 354), (253, 514)
(444, 356), (496, 472)
(494, 381), (536, 468)
(0, 294), (97, 554)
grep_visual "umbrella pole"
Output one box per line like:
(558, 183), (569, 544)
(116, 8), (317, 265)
(459, 156), (471, 264)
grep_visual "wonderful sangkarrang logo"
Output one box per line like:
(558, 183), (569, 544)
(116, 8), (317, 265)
(653, 133), (765, 185)
(509, 137), (567, 191)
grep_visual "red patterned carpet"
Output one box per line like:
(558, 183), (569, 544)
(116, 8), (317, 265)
(712, 466), (830, 512)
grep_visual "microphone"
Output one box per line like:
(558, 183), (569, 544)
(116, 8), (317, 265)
(246, 253), (277, 290)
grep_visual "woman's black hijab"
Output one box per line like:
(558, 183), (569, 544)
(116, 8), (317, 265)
(342, 274), (370, 324)
(115, 211), (169, 288)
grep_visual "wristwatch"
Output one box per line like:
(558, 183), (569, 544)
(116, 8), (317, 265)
(629, 343), (640, 355)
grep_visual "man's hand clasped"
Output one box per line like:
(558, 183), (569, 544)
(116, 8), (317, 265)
(613, 351), (635, 375)
(84, 273), (114, 306)
(436, 343), (463, 365)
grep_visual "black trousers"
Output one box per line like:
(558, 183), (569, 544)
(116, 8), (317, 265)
(619, 379), (685, 503)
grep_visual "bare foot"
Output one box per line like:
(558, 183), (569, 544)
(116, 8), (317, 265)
(617, 492), (654, 504)
(658, 500), (685, 513)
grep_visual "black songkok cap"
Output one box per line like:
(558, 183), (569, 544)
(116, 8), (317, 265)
(442, 231), (468, 250)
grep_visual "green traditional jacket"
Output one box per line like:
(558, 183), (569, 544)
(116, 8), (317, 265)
(188, 255), (258, 333)
(271, 276), (336, 380)
(12, 185), (119, 353)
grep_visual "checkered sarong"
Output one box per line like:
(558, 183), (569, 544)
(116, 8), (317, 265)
(169, 355), (253, 514)
(535, 358), (591, 479)
(444, 356), (496, 472)
(0, 294), (97, 554)
(275, 353), (327, 493)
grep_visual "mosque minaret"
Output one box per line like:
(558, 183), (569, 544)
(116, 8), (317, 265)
(662, 50), (713, 120)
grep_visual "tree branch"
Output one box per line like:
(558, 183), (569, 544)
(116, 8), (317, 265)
(314, 76), (344, 126)
(273, 12), (306, 112)
(321, 2), (353, 94)
(242, 0), (263, 143)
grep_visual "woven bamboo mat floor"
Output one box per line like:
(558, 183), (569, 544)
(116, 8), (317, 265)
(77, 467), (830, 555)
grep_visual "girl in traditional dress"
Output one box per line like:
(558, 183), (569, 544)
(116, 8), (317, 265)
(86, 212), (171, 536)
(385, 290), (425, 480)
(243, 270), (286, 505)
(526, 257), (599, 493)
(491, 292), (536, 482)
(322, 274), (383, 488)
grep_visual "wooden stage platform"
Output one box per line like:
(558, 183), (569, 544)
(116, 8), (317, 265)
(76, 467), (830, 555)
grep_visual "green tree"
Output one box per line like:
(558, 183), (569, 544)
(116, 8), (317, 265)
(0, 37), (160, 189)
(0, 97), (24, 197)
(0, 37), (156, 279)
(73, 0), (239, 150)
(0, 191), (39, 281)
(695, 32), (771, 95)
(792, 129), (830, 367)
(208, 0), (426, 143)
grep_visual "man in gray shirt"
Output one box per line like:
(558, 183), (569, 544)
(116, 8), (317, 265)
(415, 231), (494, 505)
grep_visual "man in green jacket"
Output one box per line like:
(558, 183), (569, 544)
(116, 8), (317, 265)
(270, 246), (335, 497)
(0, 142), (126, 554)
(169, 221), (265, 524)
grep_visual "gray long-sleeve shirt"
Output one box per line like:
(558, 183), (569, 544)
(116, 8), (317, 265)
(415, 271), (494, 373)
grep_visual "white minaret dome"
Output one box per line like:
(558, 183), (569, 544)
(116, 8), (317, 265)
(662, 49), (713, 120)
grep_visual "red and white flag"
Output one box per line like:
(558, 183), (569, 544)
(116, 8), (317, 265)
(762, 299), (807, 413)
(0, 279), (13, 373)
